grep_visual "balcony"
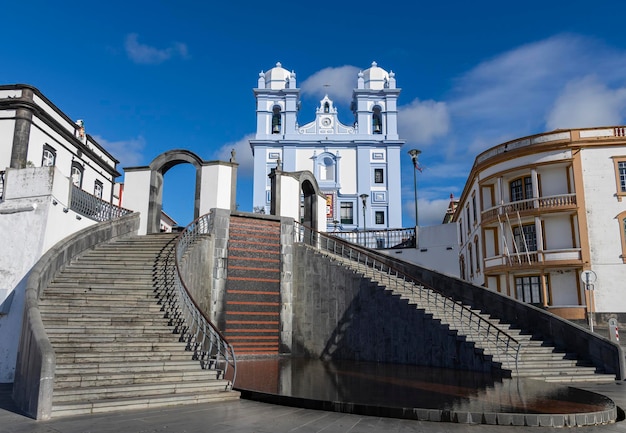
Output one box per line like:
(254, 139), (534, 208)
(481, 193), (577, 224)
(484, 248), (582, 271)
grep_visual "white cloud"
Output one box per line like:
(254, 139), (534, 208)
(546, 75), (626, 129)
(445, 34), (626, 156)
(93, 135), (146, 170)
(403, 197), (451, 227)
(212, 134), (255, 175)
(399, 99), (450, 145)
(300, 66), (360, 105)
(124, 33), (189, 65)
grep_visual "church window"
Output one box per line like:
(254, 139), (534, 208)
(374, 168), (384, 184)
(319, 156), (335, 182)
(340, 202), (354, 225)
(271, 106), (281, 134)
(324, 102), (330, 113)
(372, 106), (382, 134)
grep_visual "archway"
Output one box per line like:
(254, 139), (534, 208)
(147, 149), (203, 234)
(300, 174), (318, 230)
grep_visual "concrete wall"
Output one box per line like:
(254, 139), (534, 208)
(0, 167), (95, 382)
(12, 213), (139, 419)
(179, 235), (213, 315)
(381, 224), (460, 277)
(291, 244), (497, 373)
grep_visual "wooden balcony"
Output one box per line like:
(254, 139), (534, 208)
(481, 193), (577, 224)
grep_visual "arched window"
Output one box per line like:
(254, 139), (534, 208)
(271, 106), (281, 134)
(42, 144), (56, 167)
(459, 255), (466, 280)
(71, 161), (83, 188)
(372, 106), (382, 134)
(324, 102), (330, 113)
(319, 156), (335, 182)
(474, 236), (481, 273)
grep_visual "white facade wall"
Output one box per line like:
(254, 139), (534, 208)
(580, 146), (626, 312)
(0, 167), (95, 382)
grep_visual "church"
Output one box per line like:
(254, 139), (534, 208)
(250, 62), (404, 232)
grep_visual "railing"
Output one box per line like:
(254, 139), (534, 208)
(70, 185), (132, 222)
(482, 193), (577, 222)
(331, 227), (416, 249)
(163, 213), (236, 388)
(294, 222), (522, 374)
(485, 248), (582, 268)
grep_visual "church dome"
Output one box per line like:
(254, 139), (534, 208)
(263, 62), (295, 90)
(361, 61), (389, 90)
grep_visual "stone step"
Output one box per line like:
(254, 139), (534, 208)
(54, 360), (208, 375)
(55, 350), (195, 364)
(51, 341), (185, 352)
(52, 379), (232, 403)
(50, 389), (241, 418)
(54, 367), (215, 389)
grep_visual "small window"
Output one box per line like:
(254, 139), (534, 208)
(340, 202), (353, 225)
(374, 168), (384, 184)
(468, 245), (474, 277)
(42, 145), (56, 167)
(71, 162), (83, 188)
(94, 180), (103, 199)
(515, 275), (544, 304)
(375, 211), (385, 224)
(472, 194), (477, 223)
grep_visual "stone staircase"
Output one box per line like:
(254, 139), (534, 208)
(322, 251), (616, 383)
(39, 233), (240, 417)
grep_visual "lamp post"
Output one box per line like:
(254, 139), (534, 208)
(359, 193), (368, 247)
(408, 149), (421, 247)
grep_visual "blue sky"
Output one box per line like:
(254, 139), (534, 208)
(3, 1), (626, 227)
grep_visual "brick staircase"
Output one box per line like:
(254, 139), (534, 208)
(322, 250), (616, 383)
(224, 216), (281, 356)
(39, 233), (240, 417)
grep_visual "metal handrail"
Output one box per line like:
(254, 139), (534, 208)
(294, 222), (522, 374)
(160, 213), (237, 388)
(69, 184), (132, 222)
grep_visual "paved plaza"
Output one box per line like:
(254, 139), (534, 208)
(1, 382), (626, 433)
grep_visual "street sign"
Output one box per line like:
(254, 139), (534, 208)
(580, 270), (597, 286)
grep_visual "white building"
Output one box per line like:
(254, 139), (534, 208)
(250, 62), (404, 232)
(0, 84), (122, 382)
(454, 126), (626, 322)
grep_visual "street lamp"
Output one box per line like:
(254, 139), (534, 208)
(408, 149), (421, 246)
(359, 193), (368, 246)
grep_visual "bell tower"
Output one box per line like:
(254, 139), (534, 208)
(351, 61), (400, 140)
(253, 62), (300, 139)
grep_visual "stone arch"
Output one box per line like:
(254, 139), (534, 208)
(147, 149), (203, 234)
(299, 172), (319, 229)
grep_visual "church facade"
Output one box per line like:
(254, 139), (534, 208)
(250, 62), (404, 232)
